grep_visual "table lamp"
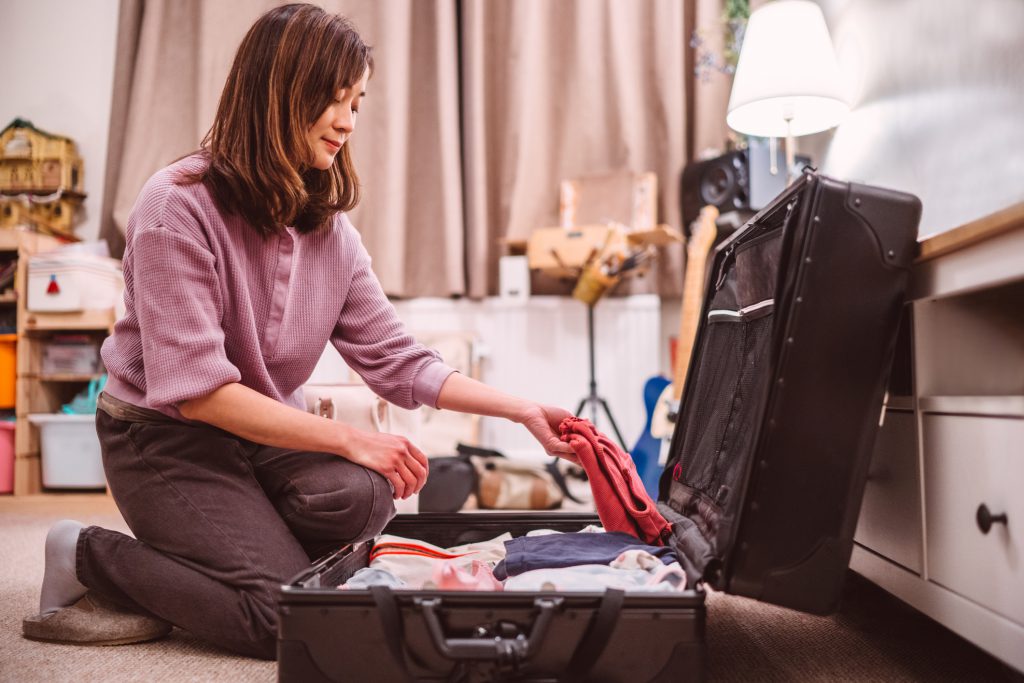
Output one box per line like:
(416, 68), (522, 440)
(726, 0), (849, 177)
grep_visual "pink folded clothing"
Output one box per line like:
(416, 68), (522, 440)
(427, 559), (504, 592)
(368, 533), (512, 589)
(560, 417), (673, 545)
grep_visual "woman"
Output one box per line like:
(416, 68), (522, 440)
(23, 4), (575, 659)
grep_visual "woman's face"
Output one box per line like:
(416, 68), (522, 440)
(306, 67), (369, 171)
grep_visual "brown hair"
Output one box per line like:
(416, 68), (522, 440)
(187, 4), (372, 234)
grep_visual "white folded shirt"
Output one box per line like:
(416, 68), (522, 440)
(503, 562), (688, 593)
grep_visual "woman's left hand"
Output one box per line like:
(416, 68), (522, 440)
(516, 403), (578, 463)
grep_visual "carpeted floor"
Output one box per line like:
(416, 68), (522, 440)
(0, 495), (273, 682)
(0, 494), (1019, 682)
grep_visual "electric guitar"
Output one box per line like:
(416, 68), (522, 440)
(650, 205), (719, 443)
(629, 374), (672, 498)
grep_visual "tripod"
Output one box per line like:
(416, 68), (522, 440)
(574, 303), (628, 450)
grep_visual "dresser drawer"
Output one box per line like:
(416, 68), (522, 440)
(855, 410), (923, 573)
(923, 414), (1024, 625)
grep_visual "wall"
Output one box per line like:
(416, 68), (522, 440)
(1, 0), (120, 243)
(802, 0), (1024, 237)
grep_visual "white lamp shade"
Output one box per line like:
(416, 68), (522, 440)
(727, 0), (849, 137)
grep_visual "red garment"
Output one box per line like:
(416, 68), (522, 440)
(560, 417), (673, 545)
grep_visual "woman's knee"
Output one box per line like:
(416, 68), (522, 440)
(357, 470), (396, 541)
(287, 466), (395, 543)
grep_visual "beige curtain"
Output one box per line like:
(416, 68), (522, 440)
(690, 0), (735, 159)
(98, 0), (143, 259)
(103, 0), (465, 297)
(461, 0), (689, 297)
(338, 1), (464, 297)
(100, 0), (200, 257)
(104, 0), (732, 298)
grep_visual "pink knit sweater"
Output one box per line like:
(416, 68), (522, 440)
(560, 417), (672, 545)
(102, 154), (456, 421)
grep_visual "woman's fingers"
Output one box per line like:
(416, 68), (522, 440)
(405, 450), (428, 494)
(407, 441), (429, 474)
(548, 438), (575, 456)
(394, 459), (418, 499)
(558, 451), (581, 465)
(392, 439), (428, 497)
(345, 431), (430, 500)
(386, 467), (407, 499)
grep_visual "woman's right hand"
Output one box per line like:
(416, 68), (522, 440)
(339, 428), (429, 500)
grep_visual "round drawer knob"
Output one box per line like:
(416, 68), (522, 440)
(976, 504), (1008, 535)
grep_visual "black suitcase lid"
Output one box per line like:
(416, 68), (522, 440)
(657, 171), (921, 614)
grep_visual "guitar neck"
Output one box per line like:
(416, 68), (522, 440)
(670, 206), (718, 402)
(671, 258), (707, 400)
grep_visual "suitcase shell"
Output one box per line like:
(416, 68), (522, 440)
(279, 513), (706, 682)
(660, 172), (921, 613)
(278, 172), (921, 682)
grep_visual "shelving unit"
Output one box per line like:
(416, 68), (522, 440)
(1, 229), (115, 495)
(851, 202), (1024, 673)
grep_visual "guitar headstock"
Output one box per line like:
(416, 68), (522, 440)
(687, 205), (719, 260)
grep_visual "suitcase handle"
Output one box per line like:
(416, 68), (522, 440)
(415, 596), (563, 664)
(370, 587), (623, 680)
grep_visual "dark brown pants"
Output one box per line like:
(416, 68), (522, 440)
(78, 397), (396, 659)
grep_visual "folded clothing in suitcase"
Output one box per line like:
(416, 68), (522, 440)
(278, 172), (922, 682)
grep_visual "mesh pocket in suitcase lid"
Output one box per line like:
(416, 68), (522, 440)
(706, 313), (775, 558)
(674, 228), (782, 498)
(675, 319), (744, 495)
(667, 225), (782, 553)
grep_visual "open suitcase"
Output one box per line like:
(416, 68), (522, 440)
(277, 172), (922, 682)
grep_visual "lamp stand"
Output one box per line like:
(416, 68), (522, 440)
(784, 115), (796, 186)
(574, 303), (628, 450)
(767, 116), (797, 184)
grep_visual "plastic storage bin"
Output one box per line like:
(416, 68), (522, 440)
(27, 414), (105, 489)
(0, 333), (15, 409)
(42, 336), (101, 375)
(0, 421), (14, 494)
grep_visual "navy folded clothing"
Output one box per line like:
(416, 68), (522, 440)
(493, 531), (679, 580)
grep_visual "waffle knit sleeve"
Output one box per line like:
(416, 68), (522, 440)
(131, 223), (242, 408)
(330, 221), (457, 410)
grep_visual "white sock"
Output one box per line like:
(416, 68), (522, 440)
(39, 520), (88, 615)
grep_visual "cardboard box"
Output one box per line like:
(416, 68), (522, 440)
(626, 224), (685, 247)
(559, 171), (658, 230)
(526, 225), (627, 278)
(523, 170), (682, 278)
(526, 223), (682, 278)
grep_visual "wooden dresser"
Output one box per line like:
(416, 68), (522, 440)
(851, 202), (1024, 672)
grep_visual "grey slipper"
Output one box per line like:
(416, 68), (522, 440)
(22, 591), (172, 646)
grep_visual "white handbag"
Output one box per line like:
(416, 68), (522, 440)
(302, 383), (421, 442)
(302, 383), (422, 513)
